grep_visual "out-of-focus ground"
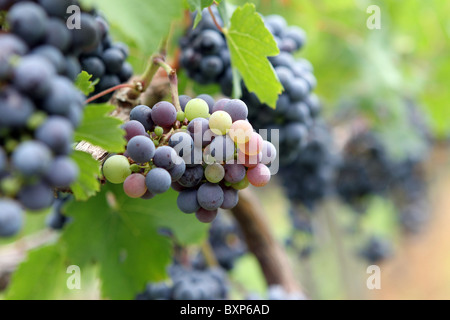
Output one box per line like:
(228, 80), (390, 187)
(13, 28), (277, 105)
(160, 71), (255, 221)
(370, 143), (450, 300)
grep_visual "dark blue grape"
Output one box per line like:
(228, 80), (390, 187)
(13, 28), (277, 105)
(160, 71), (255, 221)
(178, 165), (204, 188)
(102, 47), (125, 74)
(129, 105), (154, 131)
(197, 183), (224, 211)
(0, 199), (23, 237)
(7, 2), (48, 47)
(0, 86), (35, 128)
(44, 156), (79, 188)
(18, 182), (55, 211)
(177, 189), (200, 214)
(13, 55), (56, 99)
(44, 18), (72, 52)
(36, 116), (74, 155)
(127, 136), (155, 164)
(145, 168), (171, 194)
(12, 141), (52, 177)
(81, 56), (105, 80)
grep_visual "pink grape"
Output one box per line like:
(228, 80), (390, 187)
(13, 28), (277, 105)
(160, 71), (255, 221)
(247, 164), (271, 187)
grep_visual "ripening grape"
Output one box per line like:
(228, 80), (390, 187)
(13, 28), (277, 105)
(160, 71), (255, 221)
(188, 118), (212, 148)
(247, 164), (271, 187)
(237, 150), (262, 168)
(103, 155), (132, 184)
(123, 174), (148, 198)
(260, 141), (277, 165)
(210, 135), (235, 163)
(145, 168), (172, 194)
(209, 111), (232, 135)
(205, 163), (225, 183)
(238, 132), (264, 156)
(223, 99), (248, 122)
(122, 120), (147, 141)
(229, 120), (253, 144)
(212, 98), (230, 113)
(185, 98), (210, 121)
(224, 164), (246, 184)
(195, 208), (218, 224)
(151, 101), (177, 128)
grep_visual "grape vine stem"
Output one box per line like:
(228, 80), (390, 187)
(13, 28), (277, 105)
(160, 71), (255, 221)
(153, 57), (182, 113)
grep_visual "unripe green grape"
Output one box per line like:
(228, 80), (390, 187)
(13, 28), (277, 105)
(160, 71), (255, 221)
(209, 111), (232, 135)
(205, 163), (225, 183)
(232, 175), (250, 190)
(154, 126), (164, 137)
(102, 155), (131, 184)
(185, 98), (210, 121)
(177, 111), (186, 122)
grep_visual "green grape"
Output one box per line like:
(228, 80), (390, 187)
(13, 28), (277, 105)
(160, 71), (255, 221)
(232, 175), (249, 190)
(177, 111), (186, 122)
(154, 126), (164, 137)
(209, 111), (232, 135)
(205, 163), (225, 183)
(185, 98), (210, 121)
(102, 155), (132, 184)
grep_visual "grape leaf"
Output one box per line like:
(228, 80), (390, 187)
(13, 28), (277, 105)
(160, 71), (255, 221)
(223, 3), (282, 108)
(61, 183), (209, 300)
(81, 0), (183, 56)
(187, 0), (222, 28)
(70, 150), (101, 201)
(74, 71), (98, 96)
(5, 244), (67, 300)
(74, 104), (126, 153)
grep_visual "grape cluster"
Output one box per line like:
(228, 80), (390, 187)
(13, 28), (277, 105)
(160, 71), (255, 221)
(101, 96), (277, 223)
(136, 264), (229, 300)
(0, 1), (133, 238)
(335, 132), (393, 213)
(179, 10), (320, 165)
(0, 1), (89, 237)
(279, 123), (336, 210)
(358, 235), (392, 264)
(78, 13), (133, 103)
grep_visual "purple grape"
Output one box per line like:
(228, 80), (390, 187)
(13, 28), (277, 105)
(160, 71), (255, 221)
(224, 99), (248, 122)
(122, 120), (147, 141)
(151, 101), (177, 128)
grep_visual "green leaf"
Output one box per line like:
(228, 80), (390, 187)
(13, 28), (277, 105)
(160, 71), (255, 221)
(61, 183), (209, 300)
(187, 0), (221, 28)
(70, 150), (101, 201)
(74, 71), (98, 96)
(74, 104), (126, 153)
(81, 0), (183, 56)
(224, 3), (282, 108)
(5, 244), (67, 300)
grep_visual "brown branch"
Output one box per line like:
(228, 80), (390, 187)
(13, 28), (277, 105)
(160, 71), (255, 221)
(231, 188), (306, 297)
